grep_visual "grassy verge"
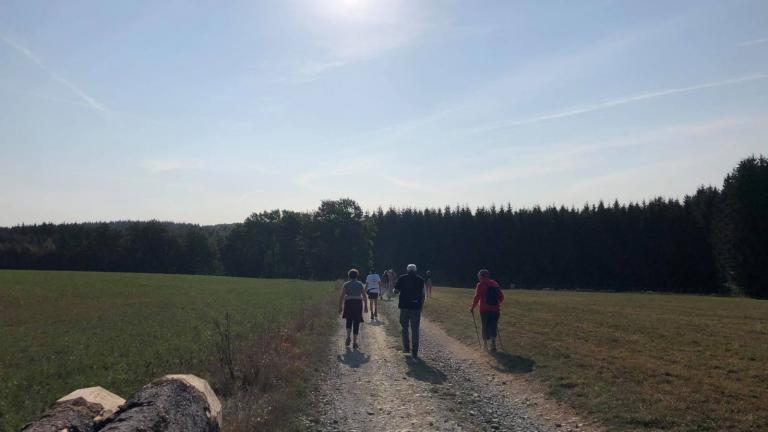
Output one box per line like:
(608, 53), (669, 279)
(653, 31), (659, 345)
(0, 269), (336, 431)
(424, 287), (768, 431)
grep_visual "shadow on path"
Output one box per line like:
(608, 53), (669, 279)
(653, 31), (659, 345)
(405, 358), (448, 384)
(337, 348), (371, 369)
(490, 351), (535, 373)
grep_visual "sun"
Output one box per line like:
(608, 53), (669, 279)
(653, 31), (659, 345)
(316, 0), (374, 22)
(340, 0), (364, 7)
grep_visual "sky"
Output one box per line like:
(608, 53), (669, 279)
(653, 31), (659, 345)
(1, 0), (767, 226)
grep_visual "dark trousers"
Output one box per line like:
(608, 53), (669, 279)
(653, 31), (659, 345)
(345, 319), (360, 335)
(480, 311), (500, 339)
(399, 308), (421, 355)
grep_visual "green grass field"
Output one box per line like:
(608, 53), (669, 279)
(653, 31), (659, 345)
(425, 287), (768, 432)
(0, 270), (335, 432)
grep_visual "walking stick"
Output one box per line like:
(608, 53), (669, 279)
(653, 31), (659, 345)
(471, 309), (482, 348)
(497, 325), (504, 351)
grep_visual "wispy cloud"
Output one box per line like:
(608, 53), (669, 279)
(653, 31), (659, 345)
(737, 37), (768, 47)
(293, 154), (383, 192)
(383, 175), (435, 192)
(286, 0), (429, 82)
(143, 159), (204, 173)
(468, 74), (768, 134)
(430, 114), (768, 192)
(323, 24), (680, 148)
(536, 115), (765, 162)
(282, 60), (350, 84)
(142, 157), (274, 175)
(0, 35), (110, 115)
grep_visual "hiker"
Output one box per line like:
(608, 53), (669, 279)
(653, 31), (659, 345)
(365, 268), (381, 321)
(394, 264), (425, 359)
(469, 269), (504, 352)
(381, 269), (390, 300)
(425, 270), (433, 298)
(388, 269), (397, 298)
(339, 268), (368, 349)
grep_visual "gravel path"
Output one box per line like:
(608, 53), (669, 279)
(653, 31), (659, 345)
(310, 300), (589, 432)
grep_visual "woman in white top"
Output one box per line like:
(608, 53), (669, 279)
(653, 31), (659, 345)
(365, 268), (382, 321)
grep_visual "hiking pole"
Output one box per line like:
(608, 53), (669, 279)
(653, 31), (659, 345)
(471, 309), (482, 347)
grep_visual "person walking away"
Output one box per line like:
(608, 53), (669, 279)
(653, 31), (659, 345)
(469, 269), (504, 352)
(339, 269), (368, 349)
(395, 264), (425, 360)
(365, 268), (382, 321)
(380, 270), (390, 300)
(425, 270), (433, 298)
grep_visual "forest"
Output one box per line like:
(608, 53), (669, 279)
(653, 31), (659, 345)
(1, 155), (766, 298)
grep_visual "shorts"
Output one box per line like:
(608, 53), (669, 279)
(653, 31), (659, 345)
(367, 292), (379, 300)
(342, 299), (363, 322)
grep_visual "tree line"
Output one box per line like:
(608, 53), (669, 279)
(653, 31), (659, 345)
(1, 156), (766, 298)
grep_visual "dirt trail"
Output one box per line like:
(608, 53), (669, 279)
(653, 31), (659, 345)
(311, 301), (599, 432)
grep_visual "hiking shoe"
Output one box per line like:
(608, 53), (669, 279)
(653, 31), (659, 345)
(402, 347), (410, 354)
(345, 336), (351, 347)
(353, 343), (359, 350)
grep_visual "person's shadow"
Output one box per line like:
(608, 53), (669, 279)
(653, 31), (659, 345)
(405, 358), (448, 384)
(337, 348), (371, 369)
(490, 351), (535, 373)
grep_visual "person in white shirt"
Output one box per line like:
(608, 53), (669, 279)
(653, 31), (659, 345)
(365, 268), (382, 321)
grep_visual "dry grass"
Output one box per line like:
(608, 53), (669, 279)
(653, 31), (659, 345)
(424, 287), (768, 431)
(211, 300), (336, 432)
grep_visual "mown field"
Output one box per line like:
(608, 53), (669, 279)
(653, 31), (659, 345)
(0, 270), (336, 432)
(425, 287), (768, 432)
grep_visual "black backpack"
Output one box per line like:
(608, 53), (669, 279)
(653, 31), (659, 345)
(485, 284), (500, 306)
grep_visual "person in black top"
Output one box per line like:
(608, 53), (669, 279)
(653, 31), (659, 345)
(394, 263), (426, 359)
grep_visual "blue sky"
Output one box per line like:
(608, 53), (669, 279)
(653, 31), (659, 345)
(1, 0), (767, 225)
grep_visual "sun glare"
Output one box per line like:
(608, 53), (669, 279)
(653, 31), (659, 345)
(324, 0), (378, 15)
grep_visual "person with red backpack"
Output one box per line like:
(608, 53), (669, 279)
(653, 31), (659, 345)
(469, 269), (504, 352)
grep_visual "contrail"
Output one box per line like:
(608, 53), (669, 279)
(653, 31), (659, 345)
(51, 73), (109, 112)
(0, 35), (42, 64)
(469, 74), (768, 134)
(1, 34), (110, 114)
(737, 38), (768, 47)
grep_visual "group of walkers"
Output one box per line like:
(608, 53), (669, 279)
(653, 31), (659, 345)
(339, 265), (504, 359)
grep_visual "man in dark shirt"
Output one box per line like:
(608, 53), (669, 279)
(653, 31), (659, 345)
(394, 263), (426, 359)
